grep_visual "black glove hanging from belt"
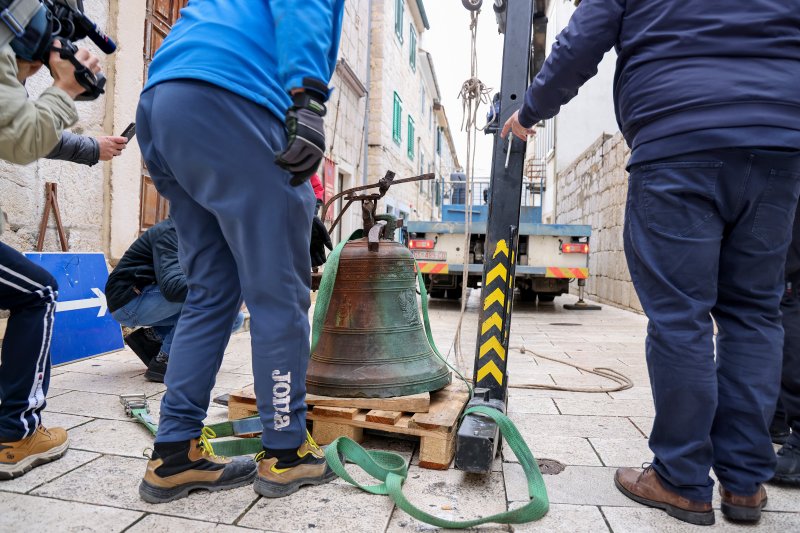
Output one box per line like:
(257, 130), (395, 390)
(276, 78), (329, 186)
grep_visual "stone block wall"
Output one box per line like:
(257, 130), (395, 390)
(0, 0), (112, 253)
(555, 132), (642, 313)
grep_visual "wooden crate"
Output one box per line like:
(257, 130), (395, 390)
(227, 384), (469, 469)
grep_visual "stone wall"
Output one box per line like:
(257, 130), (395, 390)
(0, 0), (112, 253)
(555, 132), (642, 312)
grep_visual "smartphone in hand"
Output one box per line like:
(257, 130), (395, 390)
(121, 122), (136, 141)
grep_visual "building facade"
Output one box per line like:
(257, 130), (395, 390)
(0, 0), (460, 260)
(367, 0), (460, 227)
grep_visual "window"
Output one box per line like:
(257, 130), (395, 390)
(393, 92), (402, 145)
(421, 86), (426, 116)
(394, 0), (404, 42)
(407, 116), (415, 160)
(429, 106), (433, 130)
(436, 127), (442, 155)
(409, 24), (417, 70)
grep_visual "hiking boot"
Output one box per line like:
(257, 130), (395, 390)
(124, 327), (162, 367)
(144, 352), (168, 383)
(769, 418), (791, 446)
(139, 432), (257, 503)
(615, 466), (714, 526)
(719, 484), (767, 523)
(772, 441), (800, 486)
(254, 432), (337, 498)
(0, 426), (69, 480)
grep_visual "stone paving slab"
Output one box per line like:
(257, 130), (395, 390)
(0, 449), (100, 494)
(512, 413), (643, 439)
(66, 418), (156, 458)
(383, 466), (509, 532)
(32, 455), (260, 524)
(504, 436), (602, 468)
(126, 515), (274, 533)
(588, 437), (652, 467)
(601, 505), (799, 532)
(630, 416), (654, 438)
(239, 482), (395, 533)
(0, 492), (143, 532)
(511, 504), (610, 532)
(504, 463), (638, 507)
(63, 357), (147, 377)
(43, 410), (94, 430)
(45, 387), (73, 398)
(553, 397), (655, 418)
(46, 390), (136, 421)
(53, 370), (166, 396)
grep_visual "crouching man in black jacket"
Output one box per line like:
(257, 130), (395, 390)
(106, 219), (243, 382)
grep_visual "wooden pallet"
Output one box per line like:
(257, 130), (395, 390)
(227, 384), (469, 469)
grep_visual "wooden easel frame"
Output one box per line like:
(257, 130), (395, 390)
(36, 182), (68, 252)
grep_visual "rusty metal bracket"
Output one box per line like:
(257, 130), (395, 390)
(322, 171), (434, 236)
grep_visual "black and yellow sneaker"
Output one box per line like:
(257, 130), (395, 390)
(254, 432), (337, 498)
(0, 426), (69, 480)
(139, 429), (256, 503)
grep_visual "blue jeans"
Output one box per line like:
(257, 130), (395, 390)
(112, 284), (244, 357)
(625, 148), (800, 501)
(137, 80), (315, 448)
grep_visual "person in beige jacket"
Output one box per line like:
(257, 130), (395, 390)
(0, 39), (103, 480)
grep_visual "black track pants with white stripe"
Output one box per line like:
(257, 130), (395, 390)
(0, 243), (57, 441)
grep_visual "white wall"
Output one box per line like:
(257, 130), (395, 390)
(547, 0), (618, 174)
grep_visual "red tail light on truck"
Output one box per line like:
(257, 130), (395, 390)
(409, 239), (435, 250)
(561, 242), (589, 254)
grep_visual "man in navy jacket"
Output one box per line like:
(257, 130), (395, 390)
(503, 0), (800, 526)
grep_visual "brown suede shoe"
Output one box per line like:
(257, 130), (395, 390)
(0, 426), (69, 480)
(615, 466), (714, 526)
(254, 433), (336, 498)
(719, 484), (767, 523)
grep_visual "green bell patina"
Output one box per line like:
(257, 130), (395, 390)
(306, 237), (451, 398)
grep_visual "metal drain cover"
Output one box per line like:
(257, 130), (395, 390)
(548, 322), (582, 327)
(537, 458), (566, 475)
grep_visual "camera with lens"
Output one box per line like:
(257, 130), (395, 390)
(1, 0), (116, 100)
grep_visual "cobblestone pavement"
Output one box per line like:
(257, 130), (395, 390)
(2, 292), (798, 532)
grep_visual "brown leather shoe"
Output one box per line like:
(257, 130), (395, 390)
(719, 484), (767, 523)
(615, 466), (714, 526)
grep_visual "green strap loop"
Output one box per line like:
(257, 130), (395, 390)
(325, 405), (549, 527)
(130, 408), (158, 436)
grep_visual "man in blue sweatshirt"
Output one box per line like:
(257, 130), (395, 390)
(503, 0), (800, 526)
(134, 0), (344, 503)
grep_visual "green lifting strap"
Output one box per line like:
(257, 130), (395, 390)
(324, 405), (549, 527)
(130, 408), (158, 436)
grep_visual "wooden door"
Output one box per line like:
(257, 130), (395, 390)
(139, 0), (188, 231)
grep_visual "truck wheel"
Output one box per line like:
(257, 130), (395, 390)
(537, 294), (556, 303)
(520, 288), (536, 302)
(462, 0), (483, 11)
(429, 289), (446, 299)
(445, 288), (461, 300)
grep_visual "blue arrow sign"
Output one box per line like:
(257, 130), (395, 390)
(25, 252), (124, 365)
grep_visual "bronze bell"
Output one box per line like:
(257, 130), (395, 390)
(306, 237), (452, 398)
